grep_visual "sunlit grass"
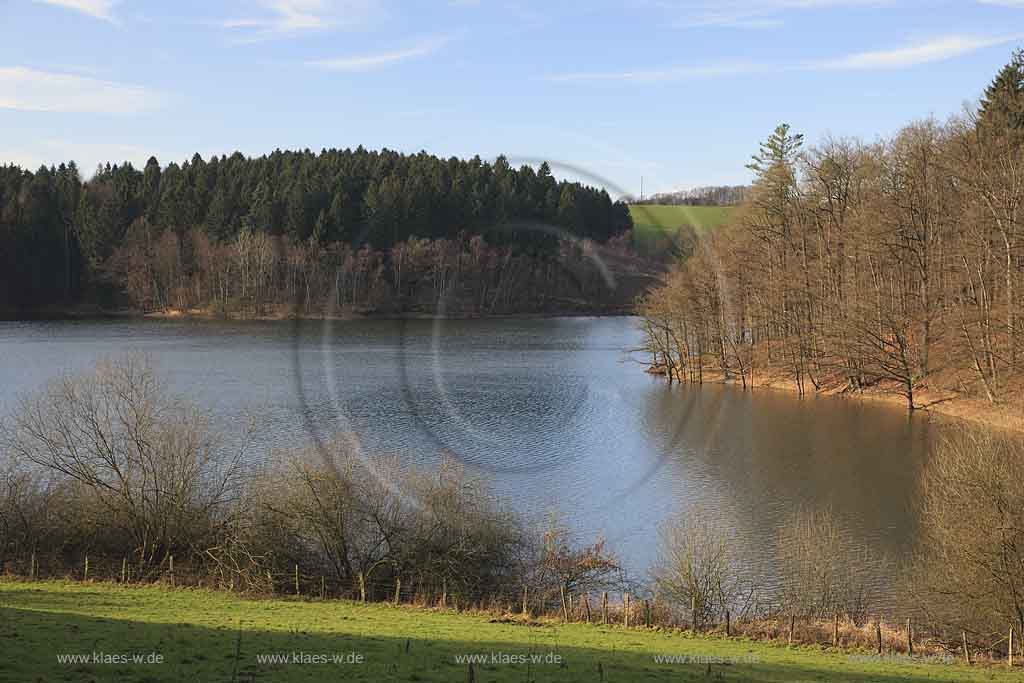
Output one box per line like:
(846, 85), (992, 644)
(0, 579), (1016, 681)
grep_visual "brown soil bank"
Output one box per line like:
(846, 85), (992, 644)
(646, 362), (1024, 434)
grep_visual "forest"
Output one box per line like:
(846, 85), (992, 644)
(640, 51), (1024, 411)
(0, 148), (634, 316)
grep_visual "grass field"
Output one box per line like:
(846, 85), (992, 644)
(0, 579), (1016, 682)
(629, 204), (734, 257)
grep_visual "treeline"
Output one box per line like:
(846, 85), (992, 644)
(0, 148), (633, 314)
(629, 185), (749, 206)
(641, 50), (1024, 409)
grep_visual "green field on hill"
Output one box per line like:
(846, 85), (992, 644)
(0, 579), (1014, 682)
(629, 204), (734, 256)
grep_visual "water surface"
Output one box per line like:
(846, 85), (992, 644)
(0, 316), (937, 602)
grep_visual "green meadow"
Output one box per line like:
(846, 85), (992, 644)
(0, 579), (1015, 682)
(629, 204), (733, 256)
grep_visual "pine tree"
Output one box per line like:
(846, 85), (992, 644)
(979, 49), (1024, 133)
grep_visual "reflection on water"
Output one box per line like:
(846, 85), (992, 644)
(0, 316), (940, 605)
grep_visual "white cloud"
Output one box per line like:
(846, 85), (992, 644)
(811, 34), (1024, 70)
(0, 66), (161, 113)
(548, 34), (1021, 84)
(669, 0), (888, 29)
(546, 61), (775, 83)
(223, 0), (384, 39)
(307, 37), (450, 72)
(33, 0), (118, 22)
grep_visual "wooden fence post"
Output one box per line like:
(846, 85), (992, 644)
(121, 557), (127, 584)
(521, 585), (527, 616)
(30, 552), (36, 580)
(560, 584), (569, 622)
(624, 592), (630, 628)
(83, 555), (89, 581)
(169, 555), (174, 587)
(906, 618), (912, 655)
(962, 631), (971, 665)
(294, 564), (300, 595)
(644, 599), (651, 628)
(394, 577), (401, 605)
(876, 620), (882, 656)
(583, 594), (592, 623)
(442, 578), (447, 609)
(358, 572), (366, 603)
(726, 610), (731, 637)
(1010, 626), (1014, 668)
(320, 575), (325, 600)
(602, 592), (608, 624)
(789, 615), (796, 647)
(691, 595), (698, 631)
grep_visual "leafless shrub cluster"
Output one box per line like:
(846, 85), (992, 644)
(904, 428), (1024, 650)
(0, 356), (619, 606)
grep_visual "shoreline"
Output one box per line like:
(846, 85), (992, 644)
(1, 305), (639, 323)
(646, 364), (1024, 434)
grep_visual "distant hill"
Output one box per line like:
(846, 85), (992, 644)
(628, 204), (734, 257)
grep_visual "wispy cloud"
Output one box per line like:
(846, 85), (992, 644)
(812, 34), (1023, 70)
(668, 0), (888, 29)
(548, 34), (1021, 83)
(0, 66), (162, 113)
(32, 0), (118, 22)
(547, 61), (775, 83)
(307, 36), (450, 72)
(223, 0), (384, 40)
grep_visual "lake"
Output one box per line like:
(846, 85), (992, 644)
(0, 316), (938, 606)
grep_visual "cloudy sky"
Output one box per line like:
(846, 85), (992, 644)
(1, 0), (1022, 195)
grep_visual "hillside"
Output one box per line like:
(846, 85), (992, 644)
(1, 580), (1013, 682)
(628, 204), (733, 256)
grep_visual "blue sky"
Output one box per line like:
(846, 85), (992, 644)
(1, 0), (1023, 197)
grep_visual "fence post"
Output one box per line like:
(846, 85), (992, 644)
(583, 594), (592, 623)
(1010, 626), (1014, 668)
(789, 615), (796, 647)
(962, 631), (971, 665)
(876, 620), (882, 656)
(560, 584), (569, 621)
(624, 592), (630, 628)
(169, 555), (175, 587)
(833, 613), (839, 647)
(726, 610), (731, 637)
(294, 564), (300, 596)
(602, 592), (608, 624)
(320, 575), (325, 600)
(121, 557), (127, 584)
(30, 552), (36, 580)
(691, 595), (697, 631)
(358, 572), (366, 603)
(394, 577), (401, 605)
(906, 618), (912, 655)
(83, 555), (89, 582)
(521, 585), (527, 616)
(644, 599), (651, 628)
(442, 578), (447, 609)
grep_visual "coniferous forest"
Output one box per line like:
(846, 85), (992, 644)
(0, 148), (634, 316)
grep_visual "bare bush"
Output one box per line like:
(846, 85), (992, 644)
(651, 508), (751, 625)
(905, 429), (1024, 647)
(776, 506), (887, 623)
(0, 355), (249, 567)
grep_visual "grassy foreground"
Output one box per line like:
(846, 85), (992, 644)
(0, 580), (1016, 682)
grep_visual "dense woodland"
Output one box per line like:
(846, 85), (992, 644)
(0, 148), (634, 315)
(641, 51), (1024, 410)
